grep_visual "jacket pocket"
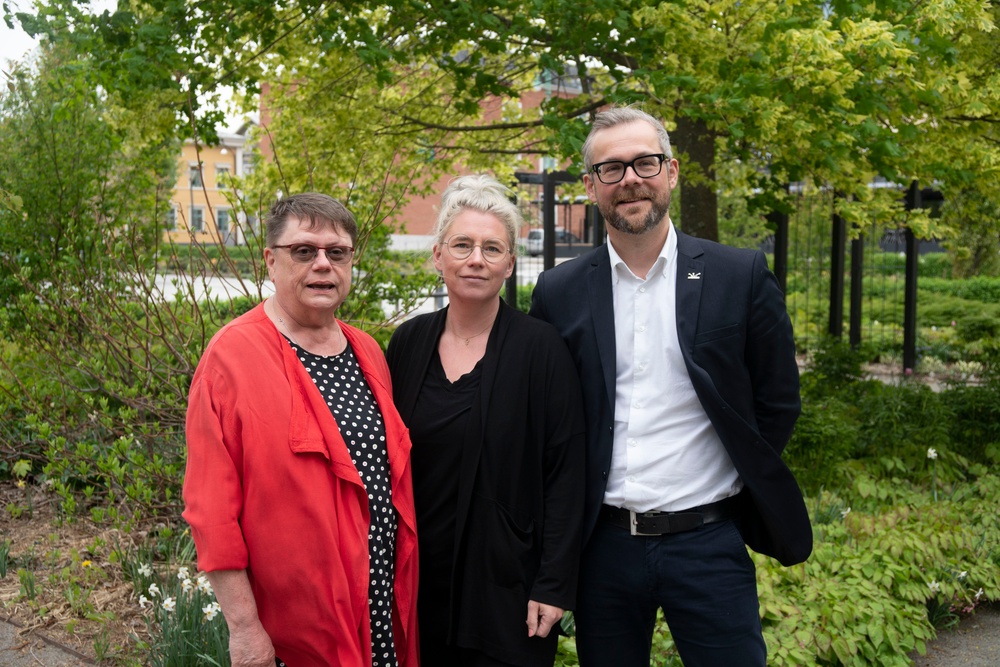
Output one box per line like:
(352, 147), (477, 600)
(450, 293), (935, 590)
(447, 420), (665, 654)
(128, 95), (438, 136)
(694, 323), (740, 345)
(476, 498), (536, 589)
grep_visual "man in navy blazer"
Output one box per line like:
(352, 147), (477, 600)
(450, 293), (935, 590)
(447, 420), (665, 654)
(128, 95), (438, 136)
(529, 107), (812, 667)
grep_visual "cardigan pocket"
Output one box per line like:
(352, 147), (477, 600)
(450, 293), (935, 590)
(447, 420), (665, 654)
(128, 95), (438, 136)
(478, 498), (537, 590)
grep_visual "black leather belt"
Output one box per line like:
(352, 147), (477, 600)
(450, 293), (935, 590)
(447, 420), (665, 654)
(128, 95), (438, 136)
(601, 493), (743, 536)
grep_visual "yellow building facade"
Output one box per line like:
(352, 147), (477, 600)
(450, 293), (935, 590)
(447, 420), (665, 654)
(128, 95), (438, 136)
(166, 125), (254, 245)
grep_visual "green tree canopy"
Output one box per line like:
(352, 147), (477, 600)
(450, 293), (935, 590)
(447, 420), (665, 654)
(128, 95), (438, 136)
(0, 43), (176, 311)
(8, 0), (1000, 241)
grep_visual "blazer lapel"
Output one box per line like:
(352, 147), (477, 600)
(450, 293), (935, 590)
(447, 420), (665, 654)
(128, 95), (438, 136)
(587, 247), (617, 411)
(675, 231), (705, 354)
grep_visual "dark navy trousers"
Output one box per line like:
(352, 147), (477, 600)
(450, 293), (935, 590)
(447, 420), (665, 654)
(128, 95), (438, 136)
(575, 518), (765, 667)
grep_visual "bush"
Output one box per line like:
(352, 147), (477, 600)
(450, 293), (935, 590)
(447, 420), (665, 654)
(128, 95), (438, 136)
(921, 276), (1000, 303)
(919, 294), (1000, 332)
(938, 384), (1000, 465)
(784, 395), (861, 493)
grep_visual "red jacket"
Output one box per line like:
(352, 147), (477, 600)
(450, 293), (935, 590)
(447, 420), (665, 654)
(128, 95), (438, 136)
(183, 303), (419, 666)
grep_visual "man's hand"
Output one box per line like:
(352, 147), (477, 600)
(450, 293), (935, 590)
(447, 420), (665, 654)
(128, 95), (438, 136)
(526, 600), (565, 638)
(228, 621), (276, 667)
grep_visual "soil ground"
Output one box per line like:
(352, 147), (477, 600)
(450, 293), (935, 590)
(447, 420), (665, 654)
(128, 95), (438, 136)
(1, 483), (149, 665)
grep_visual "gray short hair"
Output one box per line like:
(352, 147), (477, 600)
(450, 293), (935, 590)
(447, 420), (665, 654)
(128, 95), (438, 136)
(265, 193), (358, 247)
(582, 107), (674, 171)
(434, 174), (521, 251)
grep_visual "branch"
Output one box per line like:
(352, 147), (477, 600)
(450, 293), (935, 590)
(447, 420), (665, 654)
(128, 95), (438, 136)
(944, 115), (1000, 124)
(395, 97), (607, 132)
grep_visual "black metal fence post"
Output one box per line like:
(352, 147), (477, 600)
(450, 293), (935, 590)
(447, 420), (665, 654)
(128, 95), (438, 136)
(829, 196), (847, 338)
(543, 171), (556, 270)
(766, 209), (789, 296)
(849, 235), (864, 348)
(903, 181), (921, 372)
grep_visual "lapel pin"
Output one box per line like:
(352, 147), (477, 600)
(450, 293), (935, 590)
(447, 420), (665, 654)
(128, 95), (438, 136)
(687, 272), (701, 280)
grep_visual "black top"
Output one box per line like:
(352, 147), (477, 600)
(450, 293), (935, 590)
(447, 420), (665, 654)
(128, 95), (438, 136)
(410, 349), (480, 584)
(290, 339), (398, 667)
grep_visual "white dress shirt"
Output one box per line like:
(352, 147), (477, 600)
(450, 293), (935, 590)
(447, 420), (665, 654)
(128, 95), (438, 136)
(603, 222), (743, 512)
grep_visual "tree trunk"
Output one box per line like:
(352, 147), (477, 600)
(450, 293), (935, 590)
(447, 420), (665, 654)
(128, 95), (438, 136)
(673, 115), (718, 241)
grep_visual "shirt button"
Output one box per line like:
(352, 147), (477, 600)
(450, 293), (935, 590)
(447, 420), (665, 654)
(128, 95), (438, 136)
(638, 325), (646, 332)
(628, 438), (637, 448)
(628, 475), (636, 483)
(639, 287), (646, 293)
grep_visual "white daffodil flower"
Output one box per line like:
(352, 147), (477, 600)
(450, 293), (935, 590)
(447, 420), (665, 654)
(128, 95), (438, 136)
(203, 601), (222, 621)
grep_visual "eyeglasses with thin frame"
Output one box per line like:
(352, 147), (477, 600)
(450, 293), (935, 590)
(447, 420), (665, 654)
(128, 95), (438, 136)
(272, 243), (355, 264)
(443, 235), (511, 263)
(590, 153), (669, 185)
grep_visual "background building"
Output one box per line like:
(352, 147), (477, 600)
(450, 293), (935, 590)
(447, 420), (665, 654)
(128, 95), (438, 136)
(166, 124), (255, 245)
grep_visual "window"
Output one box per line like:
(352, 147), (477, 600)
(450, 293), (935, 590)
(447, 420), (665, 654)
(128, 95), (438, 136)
(191, 206), (204, 232)
(215, 164), (230, 189)
(166, 206), (177, 230)
(216, 208), (233, 244)
(189, 165), (203, 187)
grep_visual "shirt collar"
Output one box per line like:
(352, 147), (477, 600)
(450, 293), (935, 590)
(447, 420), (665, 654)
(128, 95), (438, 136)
(607, 220), (677, 282)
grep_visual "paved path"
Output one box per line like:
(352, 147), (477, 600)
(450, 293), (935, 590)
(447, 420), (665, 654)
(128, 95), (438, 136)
(3, 604), (998, 665)
(910, 603), (1000, 667)
(0, 617), (90, 666)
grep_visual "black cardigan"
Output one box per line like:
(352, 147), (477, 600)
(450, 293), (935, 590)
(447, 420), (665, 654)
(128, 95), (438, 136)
(386, 300), (585, 666)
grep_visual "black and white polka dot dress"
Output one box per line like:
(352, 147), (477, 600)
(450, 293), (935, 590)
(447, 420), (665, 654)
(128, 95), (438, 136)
(288, 337), (399, 667)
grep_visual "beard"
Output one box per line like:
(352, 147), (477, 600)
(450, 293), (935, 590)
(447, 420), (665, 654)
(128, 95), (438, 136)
(599, 186), (672, 236)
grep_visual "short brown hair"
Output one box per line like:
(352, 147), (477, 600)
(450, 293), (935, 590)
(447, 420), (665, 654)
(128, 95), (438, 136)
(264, 193), (358, 247)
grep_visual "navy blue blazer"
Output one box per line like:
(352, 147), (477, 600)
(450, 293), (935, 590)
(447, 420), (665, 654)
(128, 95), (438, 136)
(529, 230), (812, 566)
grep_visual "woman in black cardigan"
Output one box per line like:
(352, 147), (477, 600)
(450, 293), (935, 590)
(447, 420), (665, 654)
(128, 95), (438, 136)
(385, 174), (585, 667)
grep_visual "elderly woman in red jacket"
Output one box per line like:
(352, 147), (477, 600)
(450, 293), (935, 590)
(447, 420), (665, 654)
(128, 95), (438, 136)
(183, 193), (419, 667)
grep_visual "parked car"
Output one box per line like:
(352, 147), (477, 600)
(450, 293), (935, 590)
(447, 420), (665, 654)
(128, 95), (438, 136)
(526, 228), (582, 256)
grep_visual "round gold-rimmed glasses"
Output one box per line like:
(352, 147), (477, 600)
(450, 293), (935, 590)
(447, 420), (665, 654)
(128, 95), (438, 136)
(443, 235), (511, 263)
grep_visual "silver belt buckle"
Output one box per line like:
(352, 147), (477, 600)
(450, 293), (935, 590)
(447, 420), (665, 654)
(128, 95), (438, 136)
(629, 509), (656, 536)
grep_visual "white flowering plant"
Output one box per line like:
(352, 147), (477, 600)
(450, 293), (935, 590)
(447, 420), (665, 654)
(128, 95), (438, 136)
(121, 549), (228, 666)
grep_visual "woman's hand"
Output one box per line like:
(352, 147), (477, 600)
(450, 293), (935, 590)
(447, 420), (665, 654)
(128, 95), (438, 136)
(229, 621), (276, 667)
(205, 569), (277, 667)
(526, 600), (565, 638)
